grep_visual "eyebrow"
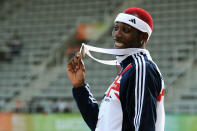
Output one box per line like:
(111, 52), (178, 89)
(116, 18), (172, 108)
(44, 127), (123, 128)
(115, 22), (137, 31)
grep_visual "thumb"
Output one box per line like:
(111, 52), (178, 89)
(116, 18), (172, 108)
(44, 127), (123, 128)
(79, 58), (85, 70)
(77, 53), (85, 70)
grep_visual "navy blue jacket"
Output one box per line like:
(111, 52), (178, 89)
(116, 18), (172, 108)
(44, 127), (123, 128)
(73, 52), (165, 131)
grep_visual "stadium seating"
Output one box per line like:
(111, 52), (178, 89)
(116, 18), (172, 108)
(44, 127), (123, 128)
(0, 0), (124, 112)
(0, 0), (197, 113)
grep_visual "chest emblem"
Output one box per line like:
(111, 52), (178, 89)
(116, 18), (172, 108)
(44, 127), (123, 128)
(106, 64), (132, 99)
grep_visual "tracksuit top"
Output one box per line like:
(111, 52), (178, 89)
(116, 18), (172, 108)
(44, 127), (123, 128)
(73, 49), (165, 131)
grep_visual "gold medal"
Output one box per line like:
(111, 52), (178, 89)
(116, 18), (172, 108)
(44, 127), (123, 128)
(80, 44), (86, 57)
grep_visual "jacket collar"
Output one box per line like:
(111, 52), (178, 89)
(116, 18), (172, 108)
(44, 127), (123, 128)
(116, 48), (151, 69)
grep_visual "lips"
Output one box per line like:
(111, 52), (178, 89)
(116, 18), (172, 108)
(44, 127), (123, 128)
(114, 42), (124, 48)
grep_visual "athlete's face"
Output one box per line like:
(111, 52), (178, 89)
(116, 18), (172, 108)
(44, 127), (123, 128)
(112, 22), (142, 49)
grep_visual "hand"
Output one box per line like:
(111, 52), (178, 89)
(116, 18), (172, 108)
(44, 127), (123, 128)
(67, 52), (85, 88)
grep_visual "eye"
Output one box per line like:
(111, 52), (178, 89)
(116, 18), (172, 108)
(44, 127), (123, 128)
(122, 27), (131, 33)
(113, 25), (119, 31)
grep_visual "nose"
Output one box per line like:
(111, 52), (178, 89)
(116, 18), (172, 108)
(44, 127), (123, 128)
(113, 29), (122, 41)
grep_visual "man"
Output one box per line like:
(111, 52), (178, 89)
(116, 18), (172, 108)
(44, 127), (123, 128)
(67, 7), (165, 131)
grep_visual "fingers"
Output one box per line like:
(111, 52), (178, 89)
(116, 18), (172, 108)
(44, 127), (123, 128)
(76, 53), (85, 70)
(74, 53), (82, 71)
(67, 52), (84, 73)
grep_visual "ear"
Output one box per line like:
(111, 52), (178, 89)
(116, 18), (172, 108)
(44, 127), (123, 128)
(139, 32), (148, 48)
(142, 32), (148, 41)
(140, 32), (148, 45)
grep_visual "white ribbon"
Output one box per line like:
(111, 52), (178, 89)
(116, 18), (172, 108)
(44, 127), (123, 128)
(80, 43), (151, 66)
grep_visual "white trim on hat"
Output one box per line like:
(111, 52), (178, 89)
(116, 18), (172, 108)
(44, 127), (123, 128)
(114, 13), (152, 38)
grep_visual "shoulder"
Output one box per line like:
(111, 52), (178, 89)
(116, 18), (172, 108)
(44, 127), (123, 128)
(145, 60), (161, 78)
(145, 60), (162, 90)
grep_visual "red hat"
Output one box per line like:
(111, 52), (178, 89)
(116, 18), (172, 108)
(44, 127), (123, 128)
(124, 7), (153, 31)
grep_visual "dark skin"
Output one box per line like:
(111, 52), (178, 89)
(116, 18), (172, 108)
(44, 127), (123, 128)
(67, 14), (149, 88)
(67, 53), (85, 88)
(113, 22), (148, 49)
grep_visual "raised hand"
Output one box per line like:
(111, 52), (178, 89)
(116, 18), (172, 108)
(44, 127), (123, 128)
(67, 53), (85, 88)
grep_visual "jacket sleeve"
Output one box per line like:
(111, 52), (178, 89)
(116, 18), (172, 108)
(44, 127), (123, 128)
(72, 83), (99, 131)
(120, 64), (162, 131)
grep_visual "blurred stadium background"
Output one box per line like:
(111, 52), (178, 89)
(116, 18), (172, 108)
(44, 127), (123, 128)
(0, 0), (197, 130)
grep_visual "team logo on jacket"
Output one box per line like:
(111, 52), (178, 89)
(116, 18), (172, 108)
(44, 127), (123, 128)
(105, 64), (132, 100)
(106, 76), (121, 100)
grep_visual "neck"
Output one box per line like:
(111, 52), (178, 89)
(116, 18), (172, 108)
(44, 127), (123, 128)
(116, 48), (150, 65)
